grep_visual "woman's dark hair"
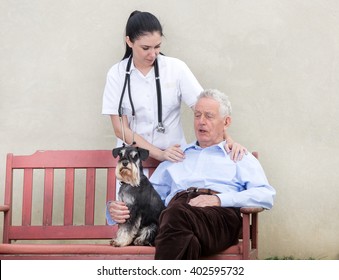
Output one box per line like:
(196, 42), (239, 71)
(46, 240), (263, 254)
(122, 11), (163, 59)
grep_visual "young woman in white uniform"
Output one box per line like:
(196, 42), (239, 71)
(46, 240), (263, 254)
(102, 11), (246, 162)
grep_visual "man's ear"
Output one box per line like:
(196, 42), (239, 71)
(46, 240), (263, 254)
(224, 116), (232, 128)
(137, 148), (149, 161)
(112, 147), (122, 158)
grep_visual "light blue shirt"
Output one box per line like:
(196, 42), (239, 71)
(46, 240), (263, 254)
(106, 141), (276, 225)
(150, 141), (276, 209)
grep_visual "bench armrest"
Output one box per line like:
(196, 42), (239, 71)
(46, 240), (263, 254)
(240, 207), (264, 214)
(0, 205), (10, 212)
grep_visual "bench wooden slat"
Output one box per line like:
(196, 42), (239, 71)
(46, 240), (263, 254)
(43, 168), (54, 226)
(106, 168), (116, 202)
(0, 242), (243, 260)
(3, 153), (14, 244)
(11, 150), (117, 168)
(0, 243), (241, 255)
(64, 168), (75, 225)
(85, 168), (96, 225)
(0, 243), (156, 255)
(22, 168), (33, 226)
(6, 225), (117, 240)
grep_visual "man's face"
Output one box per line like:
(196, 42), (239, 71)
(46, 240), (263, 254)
(194, 97), (230, 148)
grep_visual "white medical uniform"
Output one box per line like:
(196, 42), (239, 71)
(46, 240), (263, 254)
(102, 55), (203, 149)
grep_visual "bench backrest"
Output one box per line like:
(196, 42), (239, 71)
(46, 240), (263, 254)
(3, 150), (160, 243)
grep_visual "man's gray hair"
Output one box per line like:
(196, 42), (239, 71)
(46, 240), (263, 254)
(197, 89), (232, 117)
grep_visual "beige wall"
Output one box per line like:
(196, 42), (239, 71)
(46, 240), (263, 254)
(1, 0), (339, 259)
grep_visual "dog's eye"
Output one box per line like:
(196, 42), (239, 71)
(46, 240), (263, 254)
(130, 151), (138, 160)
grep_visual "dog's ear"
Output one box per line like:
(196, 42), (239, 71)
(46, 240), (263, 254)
(137, 148), (149, 161)
(112, 147), (122, 158)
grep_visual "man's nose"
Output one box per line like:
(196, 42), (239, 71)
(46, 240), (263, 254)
(198, 115), (206, 123)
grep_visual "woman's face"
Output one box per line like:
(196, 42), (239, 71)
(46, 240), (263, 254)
(126, 31), (162, 69)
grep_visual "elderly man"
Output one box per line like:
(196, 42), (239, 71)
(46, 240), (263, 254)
(108, 89), (275, 259)
(150, 89), (275, 259)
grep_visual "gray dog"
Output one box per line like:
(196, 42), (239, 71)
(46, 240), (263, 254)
(110, 146), (165, 247)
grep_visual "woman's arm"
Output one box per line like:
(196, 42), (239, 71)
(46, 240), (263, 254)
(111, 115), (184, 162)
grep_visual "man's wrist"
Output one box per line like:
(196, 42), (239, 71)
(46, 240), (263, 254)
(213, 195), (221, 206)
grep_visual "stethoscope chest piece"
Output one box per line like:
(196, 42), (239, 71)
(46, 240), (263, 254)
(156, 122), (165, 133)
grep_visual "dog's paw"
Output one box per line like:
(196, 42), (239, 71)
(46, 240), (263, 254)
(110, 239), (118, 247)
(133, 237), (144, 246)
(110, 238), (132, 247)
(110, 239), (123, 247)
(133, 237), (152, 246)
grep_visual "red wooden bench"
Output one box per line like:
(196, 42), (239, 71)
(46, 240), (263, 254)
(0, 150), (263, 260)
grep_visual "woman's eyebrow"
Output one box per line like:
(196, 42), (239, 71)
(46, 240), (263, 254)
(140, 43), (162, 48)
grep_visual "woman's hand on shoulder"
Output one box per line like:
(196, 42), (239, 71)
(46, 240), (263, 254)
(225, 140), (248, 162)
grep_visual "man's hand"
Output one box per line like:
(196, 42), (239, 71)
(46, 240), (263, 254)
(188, 195), (221, 207)
(109, 201), (130, 223)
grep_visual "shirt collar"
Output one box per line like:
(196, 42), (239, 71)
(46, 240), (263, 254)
(183, 141), (227, 153)
(128, 57), (157, 77)
(129, 58), (136, 73)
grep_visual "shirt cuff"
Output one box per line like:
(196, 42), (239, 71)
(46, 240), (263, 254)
(106, 201), (117, 225)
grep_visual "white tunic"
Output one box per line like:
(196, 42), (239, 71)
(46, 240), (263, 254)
(102, 55), (203, 149)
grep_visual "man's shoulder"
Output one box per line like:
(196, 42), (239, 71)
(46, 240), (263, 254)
(235, 152), (263, 170)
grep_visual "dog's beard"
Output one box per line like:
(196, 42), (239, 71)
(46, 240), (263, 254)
(116, 163), (141, 187)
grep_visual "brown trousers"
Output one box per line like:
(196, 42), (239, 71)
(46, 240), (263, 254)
(154, 191), (242, 260)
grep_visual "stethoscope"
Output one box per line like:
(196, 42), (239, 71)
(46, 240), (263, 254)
(118, 55), (165, 145)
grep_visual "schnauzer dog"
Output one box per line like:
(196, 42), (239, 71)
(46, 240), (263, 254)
(110, 146), (165, 247)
